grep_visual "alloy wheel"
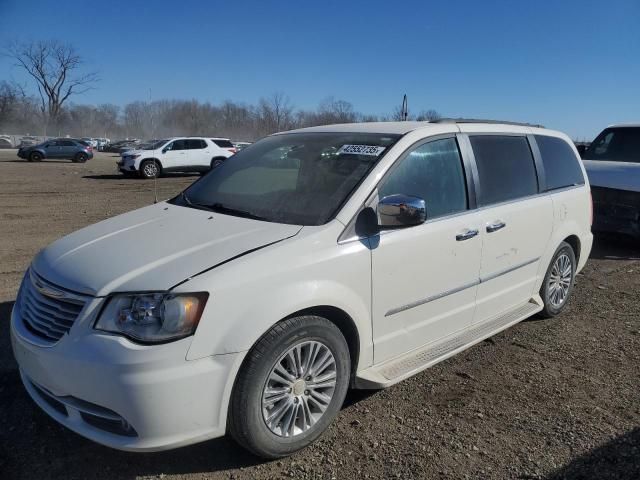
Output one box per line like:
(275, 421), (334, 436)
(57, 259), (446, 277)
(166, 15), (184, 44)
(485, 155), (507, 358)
(143, 162), (158, 177)
(261, 340), (337, 437)
(548, 253), (572, 307)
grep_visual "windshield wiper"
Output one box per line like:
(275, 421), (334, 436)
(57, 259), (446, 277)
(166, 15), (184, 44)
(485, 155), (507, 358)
(179, 191), (215, 212)
(208, 202), (267, 221)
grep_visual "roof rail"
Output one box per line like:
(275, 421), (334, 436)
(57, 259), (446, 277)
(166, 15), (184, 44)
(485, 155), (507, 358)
(430, 118), (545, 128)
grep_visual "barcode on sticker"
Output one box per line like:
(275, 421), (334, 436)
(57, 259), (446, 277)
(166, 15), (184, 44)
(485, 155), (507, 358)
(337, 145), (386, 156)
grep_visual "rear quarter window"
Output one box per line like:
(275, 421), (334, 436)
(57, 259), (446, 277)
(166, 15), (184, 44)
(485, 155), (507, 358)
(212, 139), (234, 148)
(534, 135), (585, 191)
(470, 135), (538, 206)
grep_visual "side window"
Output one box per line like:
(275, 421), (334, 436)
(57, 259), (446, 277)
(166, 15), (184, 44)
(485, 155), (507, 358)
(585, 127), (640, 162)
(535, 135), (585, 190)
(213, 139), (234, 148)
(171, 139), (187, 150)
(470, 135), (538, 206)
(186, 139), (206, 149)
(378, 137), (468, 219)
(61, 140), (75, 147)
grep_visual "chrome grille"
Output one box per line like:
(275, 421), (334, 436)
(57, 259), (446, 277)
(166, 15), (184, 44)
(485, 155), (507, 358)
(19, 270), (86, 342)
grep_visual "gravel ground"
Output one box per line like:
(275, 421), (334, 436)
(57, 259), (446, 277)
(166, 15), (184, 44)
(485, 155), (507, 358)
(0, 149), (638, 479)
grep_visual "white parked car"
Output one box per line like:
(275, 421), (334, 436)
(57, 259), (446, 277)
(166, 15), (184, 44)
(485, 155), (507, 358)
(11, 120), (592, 458)
(581, 124), (640, 238)
(81, 137), (99, 148)
(118, 137), (236, 178)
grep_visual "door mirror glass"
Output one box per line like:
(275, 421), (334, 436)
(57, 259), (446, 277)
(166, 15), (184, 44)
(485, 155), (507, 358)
(378, 194), (427, 228)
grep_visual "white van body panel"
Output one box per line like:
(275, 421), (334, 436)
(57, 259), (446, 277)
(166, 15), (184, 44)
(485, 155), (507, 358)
(10, 121), (594, 452)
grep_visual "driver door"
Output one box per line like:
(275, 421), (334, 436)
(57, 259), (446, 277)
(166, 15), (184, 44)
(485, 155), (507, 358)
(44, 140), (62, 158)
(371, 136), (482, 364)
(162, 139), (189, 169)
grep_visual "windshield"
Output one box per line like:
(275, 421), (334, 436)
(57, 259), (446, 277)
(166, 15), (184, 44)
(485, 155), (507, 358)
(142, 139), (167, 150)
(173, 132), (400, 225)
(584, 127), (640, 163)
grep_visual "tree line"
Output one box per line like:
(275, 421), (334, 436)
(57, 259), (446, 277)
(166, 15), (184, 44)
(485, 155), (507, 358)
(1, 40), (441, 141)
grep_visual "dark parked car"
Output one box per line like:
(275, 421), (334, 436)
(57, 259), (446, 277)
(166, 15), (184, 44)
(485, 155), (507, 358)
(17, 138), (94, 163)
(581, 124), (640, 238)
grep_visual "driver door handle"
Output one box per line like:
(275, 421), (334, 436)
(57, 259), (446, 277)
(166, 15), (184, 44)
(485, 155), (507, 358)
(456, 229), (479, 241)
(486, 221), (506, 233)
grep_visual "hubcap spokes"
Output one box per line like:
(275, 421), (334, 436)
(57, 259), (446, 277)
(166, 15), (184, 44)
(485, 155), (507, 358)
(548, 253), (572, 307)
(262, 340), (337, 437)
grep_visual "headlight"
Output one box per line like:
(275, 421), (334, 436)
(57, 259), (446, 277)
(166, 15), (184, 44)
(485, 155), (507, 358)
(95, 292), (208, 343)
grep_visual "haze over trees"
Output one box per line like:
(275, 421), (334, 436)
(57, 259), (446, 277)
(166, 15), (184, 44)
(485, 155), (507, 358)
(1, 40), (440, 141)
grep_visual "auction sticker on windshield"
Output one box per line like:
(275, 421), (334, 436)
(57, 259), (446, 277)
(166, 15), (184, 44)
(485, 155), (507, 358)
(337, 145), (387, 156)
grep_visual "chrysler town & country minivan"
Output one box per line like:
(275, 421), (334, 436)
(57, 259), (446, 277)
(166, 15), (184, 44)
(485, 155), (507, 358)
(10, 119), (592, 458)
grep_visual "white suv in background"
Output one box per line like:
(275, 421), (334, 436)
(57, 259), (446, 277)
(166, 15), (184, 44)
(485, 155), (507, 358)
(118, 137), (236, 178)
(11, 120), (592, 458)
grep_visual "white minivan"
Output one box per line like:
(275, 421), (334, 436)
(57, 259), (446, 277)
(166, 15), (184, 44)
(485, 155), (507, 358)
(118, 137), (236, 178)
(11, 120), (592, 458)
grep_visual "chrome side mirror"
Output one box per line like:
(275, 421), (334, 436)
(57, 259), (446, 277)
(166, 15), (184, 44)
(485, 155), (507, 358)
(378, 194), (427, 228)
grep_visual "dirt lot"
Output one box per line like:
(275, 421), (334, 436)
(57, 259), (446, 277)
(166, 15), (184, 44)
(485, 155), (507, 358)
(0, 150), (639, 480)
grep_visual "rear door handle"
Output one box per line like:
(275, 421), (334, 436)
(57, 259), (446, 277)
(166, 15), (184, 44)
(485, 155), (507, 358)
(456, 229), (479, 241)
(486, 221), (506, 233)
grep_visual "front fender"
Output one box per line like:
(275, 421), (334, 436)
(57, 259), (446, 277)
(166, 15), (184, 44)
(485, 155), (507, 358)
(177, 224), (373, 369)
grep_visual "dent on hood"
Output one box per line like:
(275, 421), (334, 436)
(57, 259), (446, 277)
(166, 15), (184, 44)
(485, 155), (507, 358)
(31, 203), (303, 296)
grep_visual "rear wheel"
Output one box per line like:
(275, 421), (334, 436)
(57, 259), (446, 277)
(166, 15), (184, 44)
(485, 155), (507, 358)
(29, 151), (42, 162)
(73, 152), (88, 163)
(210, 157), (225, 170)
(539, 241), (576, 318)
(139, 160), (160, 179)
(229, 316), (350, 459)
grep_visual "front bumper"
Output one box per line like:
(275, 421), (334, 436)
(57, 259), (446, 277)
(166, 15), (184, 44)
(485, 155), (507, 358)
(117, 160), (138, 173)
(10, 301), (243, 451)
(591, 186), (640, 238)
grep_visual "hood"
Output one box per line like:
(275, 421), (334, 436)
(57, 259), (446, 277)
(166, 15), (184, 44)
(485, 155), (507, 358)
(32, 202), (302, 296)
(121, 148), (143, 156)
(583, 160), (640, 193)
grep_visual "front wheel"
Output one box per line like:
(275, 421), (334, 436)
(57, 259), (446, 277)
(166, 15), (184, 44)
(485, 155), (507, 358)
(139, 160), (160, 179)
(29, 151), (43, 162)
(229, 316), (350, 458)
(539, 241), (577, 318)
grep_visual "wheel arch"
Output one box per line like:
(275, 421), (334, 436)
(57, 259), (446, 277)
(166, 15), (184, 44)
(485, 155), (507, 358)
(141, 157), (162, 167)
(562, 234), (581, 264)
(282, 305), (360, 382)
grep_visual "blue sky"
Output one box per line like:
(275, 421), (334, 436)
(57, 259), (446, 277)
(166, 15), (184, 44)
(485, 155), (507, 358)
(1, 0), (639, 139)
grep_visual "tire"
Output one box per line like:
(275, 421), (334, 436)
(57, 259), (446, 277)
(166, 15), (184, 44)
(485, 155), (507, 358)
(29, 151), (43, 162)
(538, 241), (577, 318)
(73, 152), (88, 163)
(210, 158), (225, 170)
(139, 160), (160, 179)
(229, 316), (351, 459)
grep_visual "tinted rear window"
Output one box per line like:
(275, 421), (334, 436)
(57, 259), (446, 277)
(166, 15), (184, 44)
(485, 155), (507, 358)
(535, 135), (584, 190)
(584, 127), (640, 162)
(212, 139), (233, 148)
(187, 139), (206, 149)
(470, 135), (538, 206)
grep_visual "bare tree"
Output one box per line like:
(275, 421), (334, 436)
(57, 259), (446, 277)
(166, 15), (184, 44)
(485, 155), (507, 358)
(416, 109), (441, 121)
(6, 40), (98, 131)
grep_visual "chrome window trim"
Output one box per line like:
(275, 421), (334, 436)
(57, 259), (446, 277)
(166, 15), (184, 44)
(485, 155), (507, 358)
(385, 257), (540, 317)
(337, 127), (589, 244)
(338, 133), (473, 244)
(338, 184), (586, 245)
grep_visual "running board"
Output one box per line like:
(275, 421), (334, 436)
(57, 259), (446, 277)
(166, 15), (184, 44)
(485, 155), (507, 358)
(355, 297), (543, 389)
